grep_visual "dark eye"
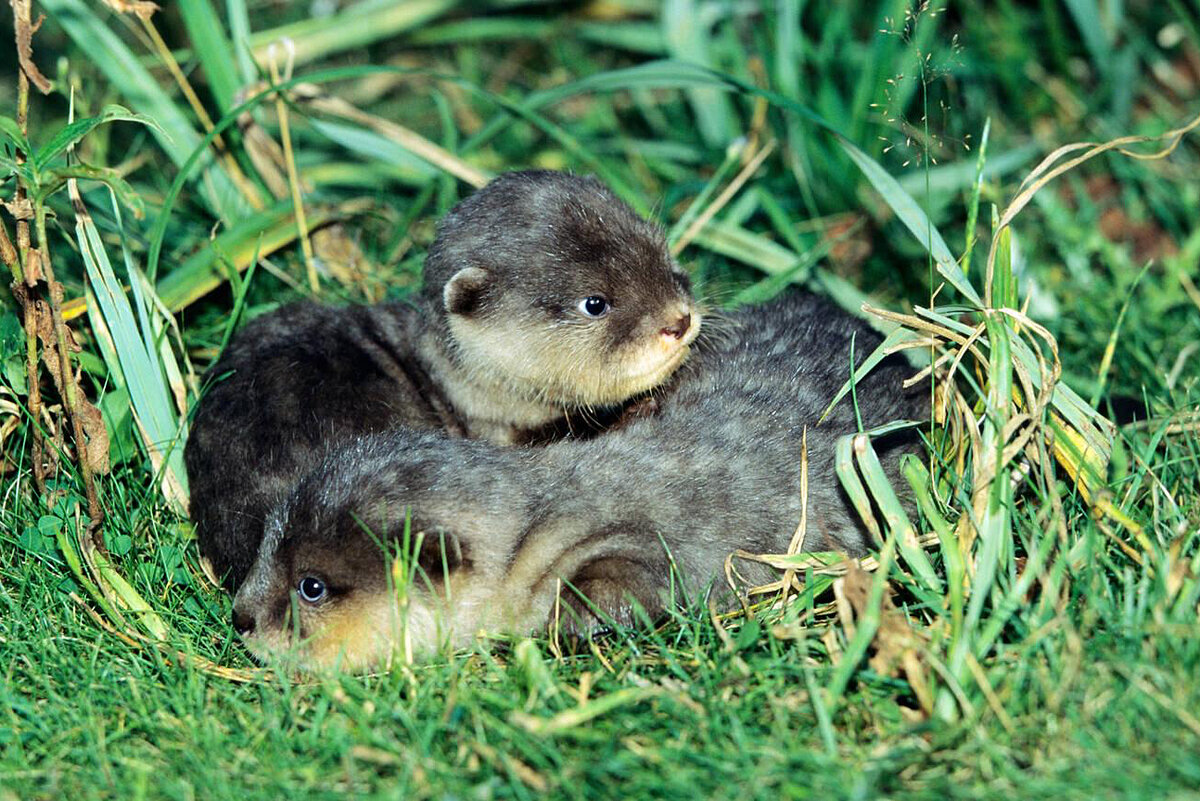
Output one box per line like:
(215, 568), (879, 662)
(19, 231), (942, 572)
(297, 576), (327, 604)
(579, 296), (609, 318)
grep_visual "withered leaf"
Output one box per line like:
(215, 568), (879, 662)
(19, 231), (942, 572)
(840, 562), (932, 715)
(78, 399), (110, 475)
(12, 0), (52, 95)
(99, 0), (159, 21)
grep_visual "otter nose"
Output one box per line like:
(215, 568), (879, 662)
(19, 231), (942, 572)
(232, 609), (255, 636)
(660, 313), (691, 340)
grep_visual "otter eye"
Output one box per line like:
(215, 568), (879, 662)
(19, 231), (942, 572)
(579, 296), (610, 318)
(297, 576), (327, 604)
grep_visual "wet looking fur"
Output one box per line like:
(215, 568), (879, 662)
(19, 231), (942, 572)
(185, 171), (700, 590)
(233, 292), (925, 672)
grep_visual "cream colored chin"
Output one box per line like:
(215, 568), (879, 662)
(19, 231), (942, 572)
(243, 586), (484, 673)
(613, 315), (701, 390)
(616, 341), (692, 395)
(240, 630), (289, 665)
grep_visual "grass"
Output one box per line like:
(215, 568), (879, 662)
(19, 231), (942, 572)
(2, 1), (1200, 798)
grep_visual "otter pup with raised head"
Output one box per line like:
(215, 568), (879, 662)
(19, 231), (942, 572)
(185, 171), (700, 590)
(232, 292), (924, 672)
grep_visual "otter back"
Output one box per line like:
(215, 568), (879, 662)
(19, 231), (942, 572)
(232, 291), (925, 671)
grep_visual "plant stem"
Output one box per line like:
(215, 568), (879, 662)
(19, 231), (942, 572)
(138, 16), (265, 210)
(10, 1), (46, 494)
(268, 49), (319, 293)
(35, 203), (105, 542)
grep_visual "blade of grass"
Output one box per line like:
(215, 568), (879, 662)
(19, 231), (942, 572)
(246, 0), (457, 67)
(960, 118), (991, 277)
(42, 0), (246, 222)
(74, 183), (188, 512)
(156, 197), (373, 311)
(178, 0), (240, 114)
(903, 455), (962, 632)
(824, 534), (897, 709)
(225, 0), (258, 85)
(662, 0), (735, 147)
(835, 435), (883, 546)
(32, 105), (163, 173)
(665, 143), (743, 246)
(854, 432), (941, 593)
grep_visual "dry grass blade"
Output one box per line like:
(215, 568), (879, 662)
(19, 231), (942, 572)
(671, 138), (776, 256)
(297, 85), (490, 189)
(12, 0), (52, 94)
(72, 593), (269, 683)
(134, 10), (264, 210)
(987, 107), (1200, 304)
(509, 686), (660, 735)
(777, 426), (810, 607)
(268, 43), (319, 293)
(1124, 410), (1200, 436)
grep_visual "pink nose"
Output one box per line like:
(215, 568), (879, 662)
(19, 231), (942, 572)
(660, 314), (691, 340)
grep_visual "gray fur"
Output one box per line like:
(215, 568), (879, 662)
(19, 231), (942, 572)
(186, 171), (697, 590)
(236, 291), (924, 663)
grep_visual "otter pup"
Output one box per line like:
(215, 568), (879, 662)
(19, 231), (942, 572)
(232, 292), (924, 672)
(185, 171), (700, 590)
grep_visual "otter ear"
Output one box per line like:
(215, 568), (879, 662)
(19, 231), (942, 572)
(443, 267), (492, 317)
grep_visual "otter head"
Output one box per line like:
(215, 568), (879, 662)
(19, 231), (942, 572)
(230, 435), (517, 672)
(230, 505), (459, 672)
(423, 170), (701, 407)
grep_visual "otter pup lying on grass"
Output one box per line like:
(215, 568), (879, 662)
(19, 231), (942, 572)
(186, 171), (701, 590)
(232, 292), (924, 672)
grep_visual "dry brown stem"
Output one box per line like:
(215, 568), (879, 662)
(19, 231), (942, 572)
(6, 0), (107, 541)
(12, 0), (52, 94)
(99, 0), (158, 20)
(8, 0), (47, 492)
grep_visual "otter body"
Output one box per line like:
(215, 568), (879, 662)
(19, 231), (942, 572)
(186, 171), (700, 589)
(233, 292), (924, 671)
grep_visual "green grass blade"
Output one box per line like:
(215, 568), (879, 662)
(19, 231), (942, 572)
(959, 118), (991, 277)
(76, 189), (189, 512)
(42, 0), (246, 223)
(730, 234), (839, 307)
(156, 198), (371, 311)
(824, 534), (897, 708)
(855, 433), (942, 593)
(0, 114), (33, 153)
(245, 0), (457, 67)
(662, 0), (735, 147)
(665, 145), (741, 245)
(834, 435), (883, 546)
(178, 0), (241, 114)
(903, 455), (962, 630)
(836, 135), (980, 306)
(820, 327), (925, 423)
(225, 0), (258, 85)
(33, 105), (164, 174)
(991, 218), (1015, 308)
(690, 219), (799, 276)
(1062, 0), (1114, 76)
(896, 140), (1037, 200)
(307, 119), (441, 183)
